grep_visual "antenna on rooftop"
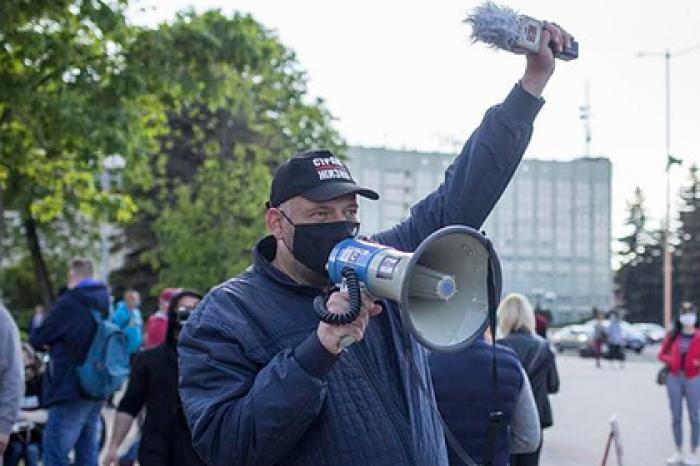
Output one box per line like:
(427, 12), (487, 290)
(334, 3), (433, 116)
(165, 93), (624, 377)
(579, 80), (592, 157)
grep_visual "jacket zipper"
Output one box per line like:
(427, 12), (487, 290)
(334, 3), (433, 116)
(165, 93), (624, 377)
(353, 345), (416, 466)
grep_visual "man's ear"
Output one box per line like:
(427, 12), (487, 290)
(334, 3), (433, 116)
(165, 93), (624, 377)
(266, 208), (286, 240)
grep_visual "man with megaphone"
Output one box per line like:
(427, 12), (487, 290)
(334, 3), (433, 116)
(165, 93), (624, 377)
(178, 21), (572, 466)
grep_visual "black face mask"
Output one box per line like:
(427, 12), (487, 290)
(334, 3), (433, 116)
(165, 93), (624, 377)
(281, 212), (359, 278)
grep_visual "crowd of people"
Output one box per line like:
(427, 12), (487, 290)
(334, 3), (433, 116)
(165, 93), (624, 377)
(0, 18), (686, 466)
(0, 264), (562, 466)
(0, 20), (567, 466)
(0, 257), (205, 466)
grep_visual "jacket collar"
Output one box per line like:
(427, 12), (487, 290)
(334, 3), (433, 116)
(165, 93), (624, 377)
(253, 235), (325, 297)
(75, 278), (103, 288)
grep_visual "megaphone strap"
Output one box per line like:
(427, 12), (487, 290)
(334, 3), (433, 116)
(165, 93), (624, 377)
(404, 344), (478, 466)
(483, 238), (505, 466)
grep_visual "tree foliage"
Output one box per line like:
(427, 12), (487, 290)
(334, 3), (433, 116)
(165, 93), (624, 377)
(108, 11), (344, 302)
(677, 165), (700, 306)
(615, 188), (664, 323)
(617, 187), (648, 261)
(614, 174), (700, 324)
(1, 5), (344, 309)
(0, 0), (164, 306)
(146, 153), (269, 292)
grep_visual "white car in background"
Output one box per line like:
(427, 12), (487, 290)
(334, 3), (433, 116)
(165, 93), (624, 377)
(633, 323), (666, 344)
(551, 325), (592, 353)
(580, 319), (647, 354)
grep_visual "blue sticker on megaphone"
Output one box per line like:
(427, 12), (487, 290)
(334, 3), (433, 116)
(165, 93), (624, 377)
(339, 247), (369, 264)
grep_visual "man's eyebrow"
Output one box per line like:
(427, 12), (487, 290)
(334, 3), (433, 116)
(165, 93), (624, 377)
(304, 204), (331, 213)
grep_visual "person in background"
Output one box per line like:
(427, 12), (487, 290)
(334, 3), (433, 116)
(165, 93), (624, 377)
(29, 257), (109, 466)
(592, 308), (607, 369)
(3, 344), (43, 466)
(28, 305), (45, 338)
(0, 303), (24, 466)
(607, 310), (625, 369)
(659, 302), (700, 466)
(112, 290), (144, 357)
(143, 288), (180, 349)
(103, 290), (204, 466)
(534, 311), (549, 340)
(111, 289), (145, 465)
(430, 330), (541, 465)
(498, 293), (559, 466)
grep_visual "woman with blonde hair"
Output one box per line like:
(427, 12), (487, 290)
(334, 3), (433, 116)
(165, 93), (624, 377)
(497, 293), (560, 466)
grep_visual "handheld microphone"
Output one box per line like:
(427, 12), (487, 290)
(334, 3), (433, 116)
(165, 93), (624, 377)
(465, 1), (578, 61)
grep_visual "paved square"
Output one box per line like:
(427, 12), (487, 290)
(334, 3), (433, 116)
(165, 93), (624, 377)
(542, 348), (675, 465)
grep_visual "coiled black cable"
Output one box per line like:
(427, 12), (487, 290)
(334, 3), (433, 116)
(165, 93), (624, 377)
(313, 267), (362, 325)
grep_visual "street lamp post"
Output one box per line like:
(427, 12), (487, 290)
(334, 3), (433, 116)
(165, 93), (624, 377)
(100, 154), (126, 288)
(638, 43), (700, 330)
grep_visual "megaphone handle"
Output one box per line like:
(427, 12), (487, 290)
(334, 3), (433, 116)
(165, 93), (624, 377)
(338, 335), (357, 351)
(337, 281), (358, 350)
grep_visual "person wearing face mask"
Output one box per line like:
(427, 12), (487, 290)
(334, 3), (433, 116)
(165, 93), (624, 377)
(659, 302), (700, 466)
(103, 290), (204, 466)
(178, 22), (572, 466)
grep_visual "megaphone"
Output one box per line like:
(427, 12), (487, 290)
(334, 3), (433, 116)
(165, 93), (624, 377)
(313, 225), (501, 353)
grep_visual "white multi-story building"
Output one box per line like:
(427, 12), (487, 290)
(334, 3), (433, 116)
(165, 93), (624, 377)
(346, 146), (613, 323)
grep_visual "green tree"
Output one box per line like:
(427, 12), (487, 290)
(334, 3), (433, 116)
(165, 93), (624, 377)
(677, 165), (700, 307)
(0, 0), (163, 307)
(108, 11), (344, 302)
(615, 188), (664, 323)
(618, 187), (648, 261)
(147, 153), (269, 292)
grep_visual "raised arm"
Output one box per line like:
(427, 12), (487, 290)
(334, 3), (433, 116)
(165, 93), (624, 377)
(374, 22), (568, 252)
(374, 84), (543, 251)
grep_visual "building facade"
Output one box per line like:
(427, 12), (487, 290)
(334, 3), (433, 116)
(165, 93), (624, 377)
(346, 146), (613, 323)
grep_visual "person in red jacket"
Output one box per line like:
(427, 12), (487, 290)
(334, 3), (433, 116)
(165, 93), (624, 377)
(659, 302), (700, 466)
(143, 288), (180, 349)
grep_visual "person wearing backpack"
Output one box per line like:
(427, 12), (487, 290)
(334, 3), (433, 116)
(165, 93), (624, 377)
(29, 258), (111, 466)
(112, 290), (143, 358)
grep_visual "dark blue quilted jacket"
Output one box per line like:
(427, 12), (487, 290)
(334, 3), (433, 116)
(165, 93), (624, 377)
(29, 282), (109, 406)
(431, 339), (523, 466)
(178, 84), (543, 466)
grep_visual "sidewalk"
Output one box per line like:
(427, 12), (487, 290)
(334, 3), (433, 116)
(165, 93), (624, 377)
(541, 350), (673, 465)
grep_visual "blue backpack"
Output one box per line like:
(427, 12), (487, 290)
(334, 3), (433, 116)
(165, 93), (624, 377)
(77, 309), (131, 399)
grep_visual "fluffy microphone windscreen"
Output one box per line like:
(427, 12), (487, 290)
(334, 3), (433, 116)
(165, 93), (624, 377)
(464, 1), (520, 52)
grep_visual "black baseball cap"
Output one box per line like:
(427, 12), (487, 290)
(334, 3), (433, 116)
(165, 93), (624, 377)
(268, 150), (379, 208)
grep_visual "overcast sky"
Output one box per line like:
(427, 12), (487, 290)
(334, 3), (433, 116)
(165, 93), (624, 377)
(128, 0), (700, 243)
